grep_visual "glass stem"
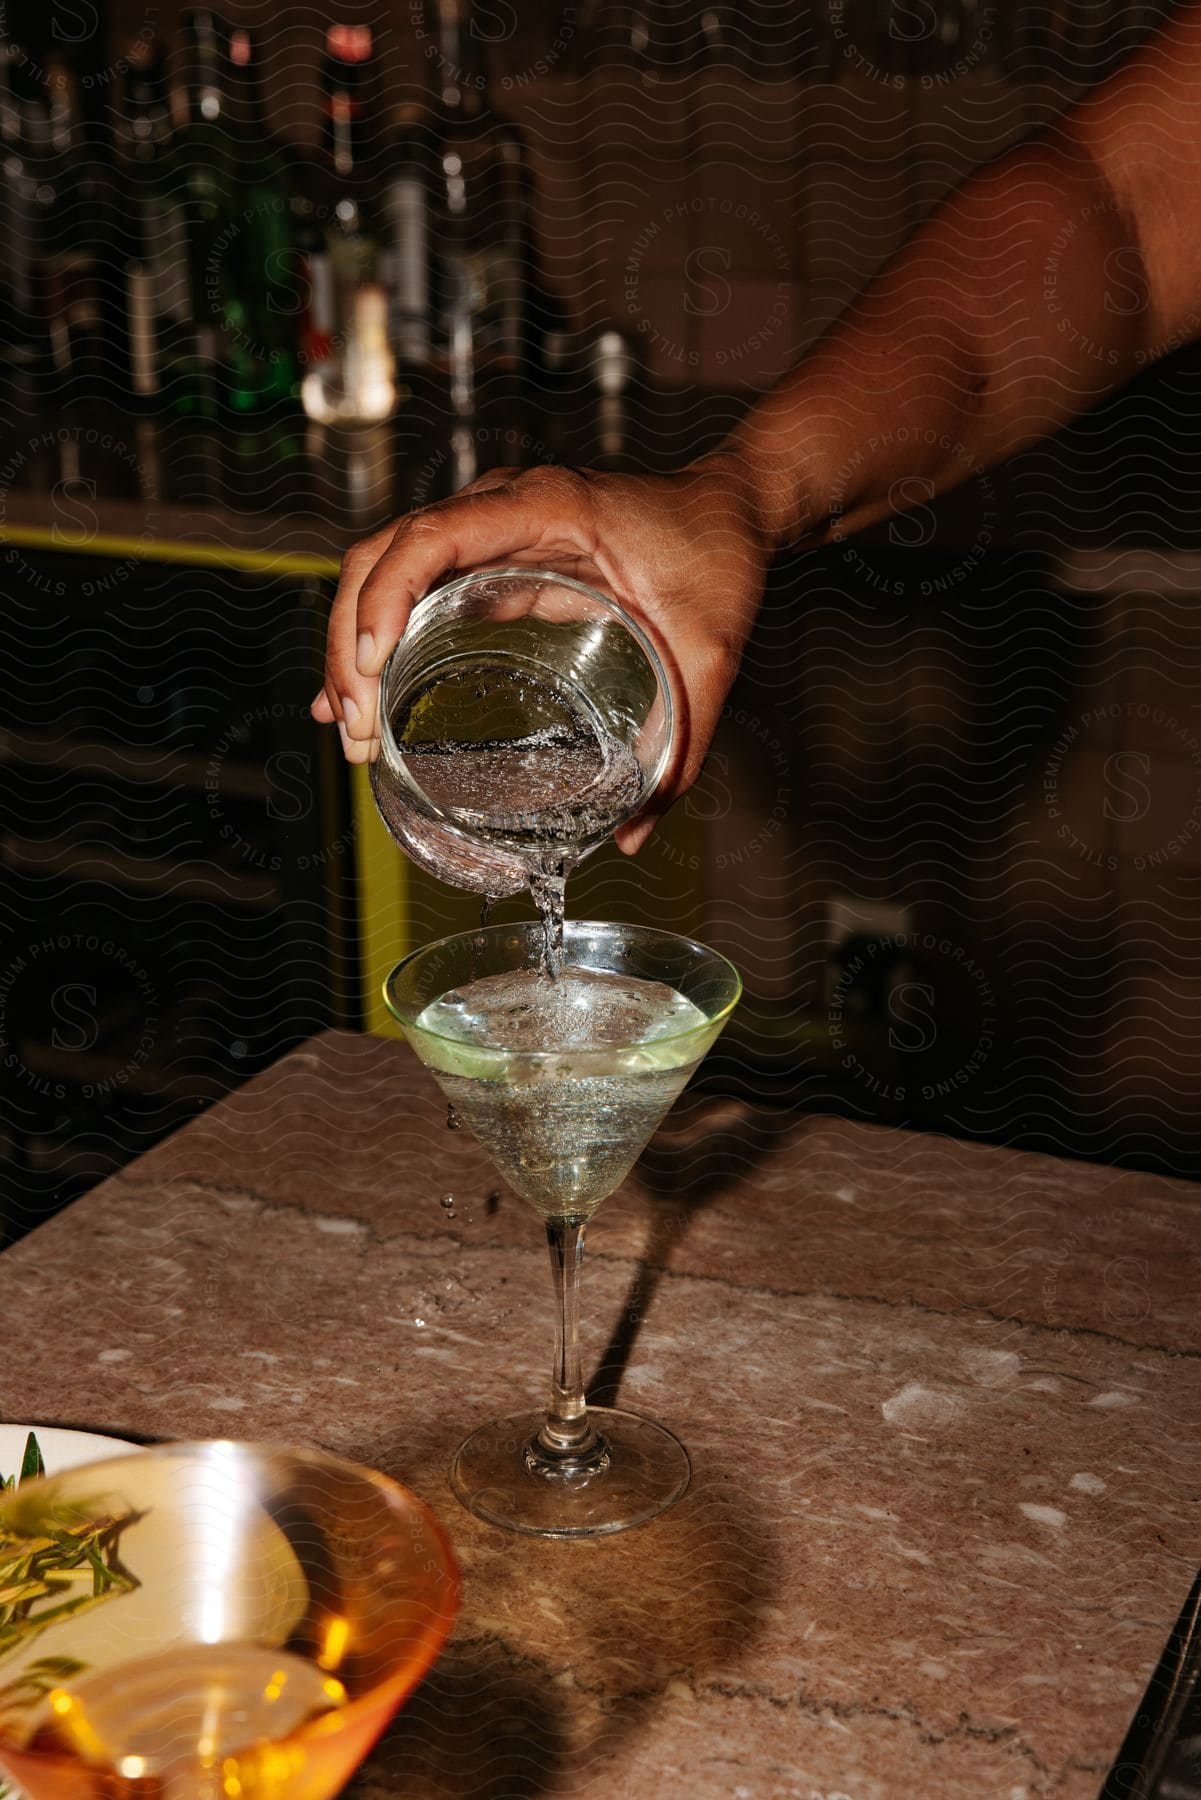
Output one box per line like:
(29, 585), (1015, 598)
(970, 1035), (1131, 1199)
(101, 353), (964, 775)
(536, 1219), (603, 1466)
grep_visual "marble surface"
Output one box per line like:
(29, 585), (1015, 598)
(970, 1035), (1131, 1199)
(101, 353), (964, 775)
(1, 1030), (1198, 1798)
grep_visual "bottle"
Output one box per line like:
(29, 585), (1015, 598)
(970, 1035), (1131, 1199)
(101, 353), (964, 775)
(36, 52), (116, 397)
(221, 26), (299, 411)
(0, 46), (46, 396)
(0, 41), (128, 402)
(698, 5), (753, 75)
(117, 43), (193, 405)
(580, 2), (703, 77)
(154, 10), (245, 417)
(158, 11), (298, 417)
(379, 101), (436, 376)
(428, 0), (531, 382)
(285, 132), (335, 378)
(300, 24), (396, 425)
(584, 328), (638, 463)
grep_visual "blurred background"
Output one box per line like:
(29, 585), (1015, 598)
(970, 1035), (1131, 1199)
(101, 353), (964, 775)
(2, 0), (1199, 1245)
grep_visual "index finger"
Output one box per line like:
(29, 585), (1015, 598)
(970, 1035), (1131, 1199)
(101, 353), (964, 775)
(318, 523), (402, 753)
(354, 471), (600, 680)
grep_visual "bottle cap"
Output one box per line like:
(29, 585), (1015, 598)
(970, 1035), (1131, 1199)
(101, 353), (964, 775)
(326, 24), (373, 62)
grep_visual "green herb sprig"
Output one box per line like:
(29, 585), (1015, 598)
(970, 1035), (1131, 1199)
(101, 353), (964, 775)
(0, 1506), (138, 1660)
(1, 1434), (44, 1495)
(0, 1430), (139, 1794)
(0, 1435), (46, 1798)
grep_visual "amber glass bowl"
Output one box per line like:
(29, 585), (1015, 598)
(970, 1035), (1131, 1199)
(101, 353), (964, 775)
(0, 1441), (460, 1800)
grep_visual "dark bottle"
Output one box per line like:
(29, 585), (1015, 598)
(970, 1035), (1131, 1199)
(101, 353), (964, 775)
(0, 47), (119, 401)
(578, 2), (703, 77)
(157, 10), (245, 417)
(300, 25), (395, 424)
(36, 52), (117, 397)
(429, 0), (531, 381)
(698, 4), (754, 75)
(153, 11), (299, 417)
(288, 177), (336, 378)
(117, 43), (193, 405)
(0, 46), (46, 394)
(221, 25), (298, 412)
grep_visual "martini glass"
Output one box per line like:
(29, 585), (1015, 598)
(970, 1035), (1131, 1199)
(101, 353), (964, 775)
(385, 921), (741, 1538)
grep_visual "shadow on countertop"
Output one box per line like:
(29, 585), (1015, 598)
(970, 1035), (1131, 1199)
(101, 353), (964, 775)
(365, 1460), (779, 1797)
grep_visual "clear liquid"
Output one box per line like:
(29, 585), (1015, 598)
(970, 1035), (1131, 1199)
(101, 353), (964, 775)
(416, 967), (708, 1221)
(528, 863), (567, 976)
(25, 1644), (345, 1784)
(389, 663), (643, 928)
(403, 725), (636, 835)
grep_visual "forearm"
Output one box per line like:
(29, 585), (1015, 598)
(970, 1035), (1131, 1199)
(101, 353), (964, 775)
(713, 113), (1172, 554)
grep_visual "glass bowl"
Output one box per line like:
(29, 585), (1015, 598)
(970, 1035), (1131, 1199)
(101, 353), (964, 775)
(0, 1440), (460, 1800)
(370, 566), (673, 894)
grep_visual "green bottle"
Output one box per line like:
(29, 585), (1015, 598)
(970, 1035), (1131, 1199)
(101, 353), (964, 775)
(155, 12), (298, 417)
(222, 24), (299, 412)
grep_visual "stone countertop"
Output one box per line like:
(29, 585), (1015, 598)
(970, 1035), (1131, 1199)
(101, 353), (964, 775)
(0, 1030), (1197, 1798)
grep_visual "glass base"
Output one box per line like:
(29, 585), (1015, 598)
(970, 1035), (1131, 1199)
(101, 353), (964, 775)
(449, 1407), (691, 1539)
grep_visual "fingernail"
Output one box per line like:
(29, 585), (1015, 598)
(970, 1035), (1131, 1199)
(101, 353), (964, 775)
(342, 694), (362, 731)
(338, 721), (370, 764)
(356, 631), (376, 675)
(311, 686), (324, 707)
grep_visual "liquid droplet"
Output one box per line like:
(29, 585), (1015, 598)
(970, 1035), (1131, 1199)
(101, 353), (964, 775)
(414, 1318), (426, 1328)
(440, 1193), (456, 1219)
(446, 1103), (462, 1131)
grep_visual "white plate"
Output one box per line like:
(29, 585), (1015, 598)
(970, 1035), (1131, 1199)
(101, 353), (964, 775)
(0, 1423), (141, 1481)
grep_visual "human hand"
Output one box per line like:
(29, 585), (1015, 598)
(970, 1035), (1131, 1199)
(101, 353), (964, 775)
(313, 456), (769, 853)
